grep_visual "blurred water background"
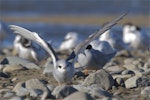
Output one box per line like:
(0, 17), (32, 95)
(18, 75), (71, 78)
(0, 0), (150, 49)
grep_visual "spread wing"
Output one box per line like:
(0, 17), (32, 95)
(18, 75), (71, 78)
(67, 13), (127, 61)
(9, 25), (58, 67)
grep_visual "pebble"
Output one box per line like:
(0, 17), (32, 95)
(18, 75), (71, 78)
(0, 56), (40, 69)
(89, 84), (112, 98)
(105, 66), (124, 74)
(63, 92), (94, 100)
(43, 63), (53, 76)
(116, 50), (131, 57)
(52, 85), (78, 99)
(123, 64), (138, 71)
(125, 76), (141, 89)
(3, 91), (15, 97)
(25, 78), (51, 98)
(121, 70), (134, 75)
(112, 74), (132, 79)
(83, 69), (114, 90)
(141, 86), (150, 97)
(137, 75), (150, 87)
(0, 72), (9, 78)
(115, 78), (124, 86)
(144, 62), (150, 71)
(3, 64), (26, 73)
(12, 82), (29, 96)
(9, 96), (24, 100)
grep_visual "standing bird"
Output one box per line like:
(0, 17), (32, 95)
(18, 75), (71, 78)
(13, 35), (47, 62)
(9, 13), (126, 85)
(99, 28), (127, 50)
(59, 32), (80, 51)
(123, 23), (149, 50)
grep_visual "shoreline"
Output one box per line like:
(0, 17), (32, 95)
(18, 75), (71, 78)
(1, 15), (150, 26)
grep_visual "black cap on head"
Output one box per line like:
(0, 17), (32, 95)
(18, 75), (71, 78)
(86, 45), (92, 49)
(20, 37), (31, 47)
(136, 26), (141, 31)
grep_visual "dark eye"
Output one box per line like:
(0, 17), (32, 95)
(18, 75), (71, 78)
(58, 66), (62, 68)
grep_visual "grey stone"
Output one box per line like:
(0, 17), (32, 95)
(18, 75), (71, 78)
(25, 78), (51, 99)
(9, 96), (24, 100)
(137, 75), (150, 87)
(89, 84), (112, 98)
(3, 64), (26, 73)
(3, 91), (15, 97)
(141, 86), (150, 97)
(113, 74), (132, 79)
(13, 82), (29, 96)
(133, 69), (144, 77)
(144, 62), (150, 70)
(121, 70), (134, 75)
(0, 56), (40, 69)
(125, 76), (140, 89)
(52, 85), (78, 99)
(105, 66), (124, 74)
(0, 88), (11, 97)
(124, 58), (135, 64)
(115, 78), (124, 86)
(72, 84), (89, 93)
(116, 50), (131, 57)
(63, 92), (94, 100)
(47, 84), (56, 92)
(0, 72), (9, 78)
(0, 64), (4, 71)
(83, 69), (114, 90)
(123, 64), (138, 71)
(43, 63), (53, 76)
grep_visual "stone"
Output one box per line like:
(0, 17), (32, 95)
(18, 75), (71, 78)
(9, 96), (24, 100)
(144, 62), (150, 70)
(121, 70), (134, 75)
(123, 64), (138, 71)
(105, 66), (124, 75)
(43, 63), (53, 76)
(125, 76), (140, 89)
(124, 58), (135, 64)
(137, 75), (150, 87)
(89, 84), (112, 99)
(0, 64), (4, 71)
(141, 86), (150, 97)
(116, 50), (131, 57)
(112, 74), (133, 79)
(47, 84), (56, 92)
(83, 69), (114, 90)
(3, 64), (26, 73)
(25, 79), (51, 99)
(0, 72), (9, 78)
(13, 82), (29, 96)
(0, 56), (40, 69)
(115, 78), (124, 86)
(72, 84), (89, 93)
(52, 85), (78, 99)
(0, 88), (11, 97)
(3, 91), (15, 97)
(63, 92), (94, 100)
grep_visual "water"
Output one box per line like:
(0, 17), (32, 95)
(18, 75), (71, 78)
(0, 0), (149, 16)
(0, 0), (150, 49)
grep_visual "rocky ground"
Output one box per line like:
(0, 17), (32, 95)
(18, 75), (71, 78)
(0, 48), (150, 100)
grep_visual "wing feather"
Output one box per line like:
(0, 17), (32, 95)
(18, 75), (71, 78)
(10, 25), (58, 67)
(67, 13), (127, 61)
